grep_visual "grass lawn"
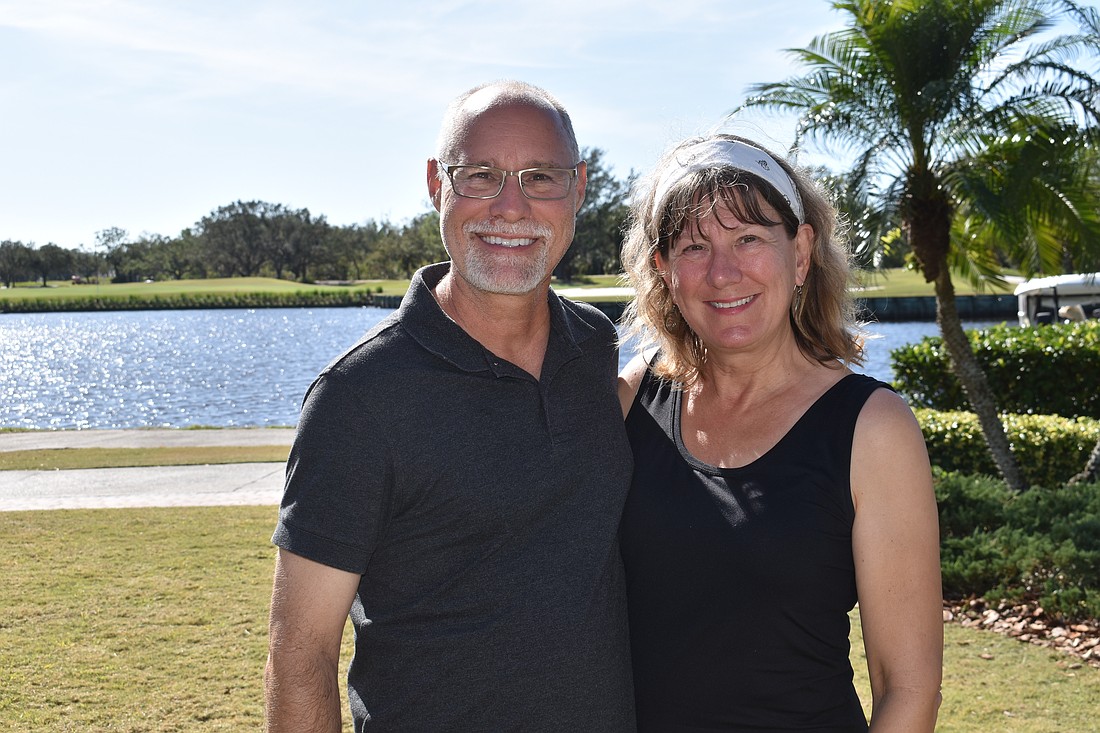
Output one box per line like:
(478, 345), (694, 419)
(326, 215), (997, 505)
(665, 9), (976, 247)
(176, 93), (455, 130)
(0, 268), (1013, 307)
(0, 277), (410, 303)
(1, 505), (1097, 732)
(852, 266), (1017, 297)
(0, 446), (290, 471)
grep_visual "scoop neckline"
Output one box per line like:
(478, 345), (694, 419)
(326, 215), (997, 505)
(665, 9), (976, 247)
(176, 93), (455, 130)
(669, 372), (861, 474)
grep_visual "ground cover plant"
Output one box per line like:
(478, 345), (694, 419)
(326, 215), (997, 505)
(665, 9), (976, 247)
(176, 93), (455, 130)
(936, 471), (1100, 622)
(1, 506), (1098, 732)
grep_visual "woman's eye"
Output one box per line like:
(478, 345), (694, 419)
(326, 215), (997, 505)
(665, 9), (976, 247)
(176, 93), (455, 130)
(677, 244), (709, 259)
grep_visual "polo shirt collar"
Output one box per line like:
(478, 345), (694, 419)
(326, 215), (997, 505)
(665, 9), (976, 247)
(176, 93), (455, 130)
(400, 262), (594, 376)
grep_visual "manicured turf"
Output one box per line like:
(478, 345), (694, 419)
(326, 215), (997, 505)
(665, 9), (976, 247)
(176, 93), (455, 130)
(1, 505), (1096, 732)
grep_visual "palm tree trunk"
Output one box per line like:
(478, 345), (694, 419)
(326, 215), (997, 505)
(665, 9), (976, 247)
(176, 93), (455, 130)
(1069, 437), (1100, 486)
(932, 270), (1028, 492)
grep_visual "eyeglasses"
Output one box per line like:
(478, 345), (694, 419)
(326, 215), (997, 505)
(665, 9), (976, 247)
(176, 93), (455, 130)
(441, 163), (580, 200)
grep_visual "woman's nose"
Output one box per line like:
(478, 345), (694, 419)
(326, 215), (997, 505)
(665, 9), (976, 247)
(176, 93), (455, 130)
(707, 245), (741, 287)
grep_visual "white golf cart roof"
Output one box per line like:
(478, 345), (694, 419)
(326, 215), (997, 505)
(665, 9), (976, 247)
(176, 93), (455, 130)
(1013, 273), (1100, 297)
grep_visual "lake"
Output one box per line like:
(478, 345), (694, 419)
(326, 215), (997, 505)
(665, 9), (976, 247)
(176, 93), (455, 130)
(0, 307), (1003, 430)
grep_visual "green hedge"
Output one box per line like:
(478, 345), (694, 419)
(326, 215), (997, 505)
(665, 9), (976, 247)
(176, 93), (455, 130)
(915, 408), (1099, 488)
(936, 470), (1100, 621)
(891, 321), (1100, 419)
(0, 290), (383, 313)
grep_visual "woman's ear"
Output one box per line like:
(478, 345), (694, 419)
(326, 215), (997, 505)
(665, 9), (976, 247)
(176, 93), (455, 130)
(794, 223), (814, 285)
(653, 251), (674, 300)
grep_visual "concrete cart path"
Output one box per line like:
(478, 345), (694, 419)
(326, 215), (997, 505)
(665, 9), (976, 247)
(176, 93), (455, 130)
(0, 429), (295, 511)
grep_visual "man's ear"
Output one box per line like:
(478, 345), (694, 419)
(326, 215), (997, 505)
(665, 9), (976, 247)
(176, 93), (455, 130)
(573, 160), (588, 214)
(427, 158), (443, 211)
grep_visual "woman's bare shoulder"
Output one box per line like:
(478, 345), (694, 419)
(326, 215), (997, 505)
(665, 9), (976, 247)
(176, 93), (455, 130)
(617, 350), (655, 419)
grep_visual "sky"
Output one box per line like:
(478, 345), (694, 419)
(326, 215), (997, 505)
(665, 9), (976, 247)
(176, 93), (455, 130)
(1, 1), (1092, 251)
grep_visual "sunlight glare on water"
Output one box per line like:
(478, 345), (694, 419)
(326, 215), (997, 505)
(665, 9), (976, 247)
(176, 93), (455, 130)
(0, 308), (1004, 430)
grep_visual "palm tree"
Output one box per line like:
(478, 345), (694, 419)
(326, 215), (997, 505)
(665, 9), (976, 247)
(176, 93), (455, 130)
(738, 0), (1100, 491)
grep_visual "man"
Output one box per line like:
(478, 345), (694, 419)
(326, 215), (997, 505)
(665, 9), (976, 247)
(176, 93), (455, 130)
(263, 80), (635, 732)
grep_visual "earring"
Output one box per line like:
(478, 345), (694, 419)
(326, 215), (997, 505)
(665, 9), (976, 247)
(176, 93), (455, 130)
(793, 284), (804, 315)
(664, 305), (680, 332)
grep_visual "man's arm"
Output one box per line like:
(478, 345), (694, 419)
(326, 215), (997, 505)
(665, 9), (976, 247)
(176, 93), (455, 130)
(264, 548), (361, 733)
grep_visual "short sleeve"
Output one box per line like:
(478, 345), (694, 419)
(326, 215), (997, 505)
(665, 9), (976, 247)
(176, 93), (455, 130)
(272, 370), (393, 575)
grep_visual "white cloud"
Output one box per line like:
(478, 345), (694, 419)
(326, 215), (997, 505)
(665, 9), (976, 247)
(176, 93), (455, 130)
(0, 0), (853, 247)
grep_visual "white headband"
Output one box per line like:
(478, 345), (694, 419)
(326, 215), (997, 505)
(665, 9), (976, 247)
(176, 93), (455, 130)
(650, 139), (804, 224)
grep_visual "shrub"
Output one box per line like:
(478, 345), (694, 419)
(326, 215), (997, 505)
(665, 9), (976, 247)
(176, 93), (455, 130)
(915, 408), (1100, 488)
(934, 471), (1012, 537)
(892, 321), (1100, 419)
(935, 470), (1100, 621)
(0, 290), (382, 313)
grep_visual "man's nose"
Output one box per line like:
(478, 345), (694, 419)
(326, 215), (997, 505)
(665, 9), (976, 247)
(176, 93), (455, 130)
(489, 173), (532, 219)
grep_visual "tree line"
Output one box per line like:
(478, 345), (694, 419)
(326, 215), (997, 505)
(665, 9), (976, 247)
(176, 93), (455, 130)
(0, 149), (630, 289)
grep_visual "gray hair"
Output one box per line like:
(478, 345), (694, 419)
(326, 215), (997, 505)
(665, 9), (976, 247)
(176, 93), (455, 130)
(435, 80), (581, 170)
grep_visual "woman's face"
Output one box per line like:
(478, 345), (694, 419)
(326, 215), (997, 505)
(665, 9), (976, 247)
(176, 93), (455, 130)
(656, 195), (813, 358)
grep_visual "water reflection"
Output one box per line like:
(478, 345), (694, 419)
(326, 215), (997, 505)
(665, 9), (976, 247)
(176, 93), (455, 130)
(0, 308), (1004, 430)
(1, 308), (391, 430)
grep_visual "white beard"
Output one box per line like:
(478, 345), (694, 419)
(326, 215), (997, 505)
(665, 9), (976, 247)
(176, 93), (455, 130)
(458, 220), (555, 295)
(462, 242), (550, 294)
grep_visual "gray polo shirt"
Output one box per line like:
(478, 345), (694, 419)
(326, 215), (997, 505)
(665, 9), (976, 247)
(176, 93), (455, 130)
(274, 262), (635, 731)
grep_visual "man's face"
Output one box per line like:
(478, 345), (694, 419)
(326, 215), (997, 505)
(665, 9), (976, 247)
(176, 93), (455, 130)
(428, 100), (586, 296)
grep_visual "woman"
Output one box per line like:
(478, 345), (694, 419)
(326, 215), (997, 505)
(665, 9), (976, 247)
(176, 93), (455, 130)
(618, 134), (942, 731)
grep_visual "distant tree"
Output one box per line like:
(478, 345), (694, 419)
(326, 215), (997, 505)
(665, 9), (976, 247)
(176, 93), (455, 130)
(144, 234), (200, 281)
(555, 147), (632, 282)
(267, 207), (329, 282)
(196, 201), (272, 277)
(32, 243), (73, 286)
(176, 229), (209, 279)
(311, 221), (384, 281)
(70, 248), (101, 282)
(365, 212), (445, 279)
(400, 211), (446, 274)
(105, 235), (159, 283)
(0, 240), (35, 287)
(95, 227), (128, 282)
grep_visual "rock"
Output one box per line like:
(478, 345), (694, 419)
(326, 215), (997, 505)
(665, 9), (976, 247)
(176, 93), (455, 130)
(943, 598), (1100, 669)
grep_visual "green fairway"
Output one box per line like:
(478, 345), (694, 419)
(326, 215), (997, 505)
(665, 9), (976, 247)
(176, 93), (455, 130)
(0, 268), (1011, 309)
(1, 506), (1096, 732)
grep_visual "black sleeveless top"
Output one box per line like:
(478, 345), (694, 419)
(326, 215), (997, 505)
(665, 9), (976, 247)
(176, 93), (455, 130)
(621, 369), (888, 732)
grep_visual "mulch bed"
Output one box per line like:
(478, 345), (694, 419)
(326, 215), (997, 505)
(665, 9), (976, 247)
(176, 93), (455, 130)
(944, 599), (1100, 669)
